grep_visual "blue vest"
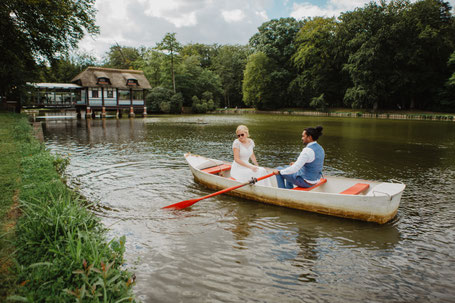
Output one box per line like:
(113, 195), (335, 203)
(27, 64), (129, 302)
(297, 142), (324, 181)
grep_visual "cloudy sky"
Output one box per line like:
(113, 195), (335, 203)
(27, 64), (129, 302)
(78, 0), (455, 60)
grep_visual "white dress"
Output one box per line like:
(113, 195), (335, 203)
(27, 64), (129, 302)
(231, 139), (272, 187)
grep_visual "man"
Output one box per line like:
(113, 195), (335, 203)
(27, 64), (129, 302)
(273, 126), (324, 189)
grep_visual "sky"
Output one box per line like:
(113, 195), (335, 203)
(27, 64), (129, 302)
(78, 0), (455, 60)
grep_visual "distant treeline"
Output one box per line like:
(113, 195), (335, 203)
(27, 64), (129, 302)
(4, 0), (455, 113)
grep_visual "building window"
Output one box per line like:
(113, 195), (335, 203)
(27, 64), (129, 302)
(118, 90), (130, 100)
(133, 90), (143, 100)
(106, 88), (114, 98)
(126, 79), (138, 86)
(97, 77), (111, 85)
(92, 88), (99, 98)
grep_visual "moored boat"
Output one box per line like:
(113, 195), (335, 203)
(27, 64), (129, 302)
(184, 153), (406, 224)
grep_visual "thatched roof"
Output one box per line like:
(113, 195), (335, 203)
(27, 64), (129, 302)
(71, 67), (151, 89)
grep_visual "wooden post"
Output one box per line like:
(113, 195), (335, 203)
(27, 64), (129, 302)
(129, 106), (135, 118)
(86, 106), (92, 119)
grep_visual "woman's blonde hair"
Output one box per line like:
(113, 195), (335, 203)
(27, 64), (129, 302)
(236, 125), (249, 137)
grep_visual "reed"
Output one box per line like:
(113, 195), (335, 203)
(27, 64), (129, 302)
(0, 113), (137, 302)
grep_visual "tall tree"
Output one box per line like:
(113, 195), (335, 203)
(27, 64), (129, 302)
(104, 45), (141, 69)
(243, 52), (278, 109)
(0, 0), (98, 99)
(212, 45), (249, 107)
(155, 33), (183, 93)
(293, 17), (346, 107)
(180, 43), (219, 69)
(248, 18), (303, 108)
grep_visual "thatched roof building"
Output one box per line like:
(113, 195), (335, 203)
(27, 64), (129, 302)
(72, 67), (152, 89)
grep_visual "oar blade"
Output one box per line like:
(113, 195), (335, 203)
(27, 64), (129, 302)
(162, 198), (199, 210)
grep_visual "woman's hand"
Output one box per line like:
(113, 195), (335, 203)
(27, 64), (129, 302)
(250, 166), (258, 172)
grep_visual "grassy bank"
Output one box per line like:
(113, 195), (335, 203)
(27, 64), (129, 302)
(0, 113), (136, 302)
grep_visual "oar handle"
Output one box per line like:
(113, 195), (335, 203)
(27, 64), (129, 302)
(162, 171), (277, 210)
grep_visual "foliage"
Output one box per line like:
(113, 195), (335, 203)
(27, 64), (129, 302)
(338, 0), (455, 110)
(242, 52), (278, 109)
(310, 94), (328, 111)
(0, 0), (98, 99)
(293, 17), (346, 107)
(155, 33), (183, 93)
(40, 52), (100, 83)
(248, 17), (304, 108)
(104, 45), (141, 69)
(0, 114), (136, 302)
(175, 55), (222, 106)
(212, 45), (249, 108)
(145, 86), (174, 112)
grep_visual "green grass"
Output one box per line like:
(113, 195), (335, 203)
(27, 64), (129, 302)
(0, 113), (137, 302)
(0, 114), (21, 300)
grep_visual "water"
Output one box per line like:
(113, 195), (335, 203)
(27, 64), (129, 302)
(41, 114), (455, 302)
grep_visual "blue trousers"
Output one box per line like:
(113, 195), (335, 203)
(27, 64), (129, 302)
(275, 166), (313, 189)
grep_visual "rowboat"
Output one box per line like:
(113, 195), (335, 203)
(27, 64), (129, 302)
(184, 153), (406, 224)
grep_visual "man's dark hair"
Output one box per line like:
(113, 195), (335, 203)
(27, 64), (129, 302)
(304, 126), (323, 141)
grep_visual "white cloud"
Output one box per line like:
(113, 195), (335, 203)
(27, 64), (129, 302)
(77, 0), (270, 59)
(222, 9), (246, 23)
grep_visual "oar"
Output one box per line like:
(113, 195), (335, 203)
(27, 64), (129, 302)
(162, 172), (277, 210)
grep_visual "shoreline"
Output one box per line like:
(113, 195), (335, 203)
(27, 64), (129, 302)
(211, 108), (455, 121)
(0, 113), (137, 302)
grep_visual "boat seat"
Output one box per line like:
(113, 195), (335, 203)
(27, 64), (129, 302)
(292, 178), (327, 191)
(201, 164), (231, 174)
(339, 183), (369, 195)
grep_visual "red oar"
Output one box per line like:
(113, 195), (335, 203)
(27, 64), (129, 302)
(162, 172), (277, 210)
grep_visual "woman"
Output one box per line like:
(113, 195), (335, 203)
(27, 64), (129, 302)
(231, 125), (272, 187)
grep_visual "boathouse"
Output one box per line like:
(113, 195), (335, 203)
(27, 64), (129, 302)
(72, 67), (152, 117)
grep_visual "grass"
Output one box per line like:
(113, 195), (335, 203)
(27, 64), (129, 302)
(0, 112), (137, 302)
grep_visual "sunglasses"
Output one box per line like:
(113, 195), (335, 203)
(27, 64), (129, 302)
(237, 133), (245, 137)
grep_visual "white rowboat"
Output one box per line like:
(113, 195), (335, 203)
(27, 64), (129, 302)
(184, 153), (406, 224)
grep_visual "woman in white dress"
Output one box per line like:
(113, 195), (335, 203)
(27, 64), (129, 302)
(231, 125), (272, 187)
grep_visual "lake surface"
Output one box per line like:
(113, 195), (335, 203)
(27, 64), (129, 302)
(41, 114), (455, 302)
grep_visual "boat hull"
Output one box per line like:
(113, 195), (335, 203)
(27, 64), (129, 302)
(185, 153), (405, 224)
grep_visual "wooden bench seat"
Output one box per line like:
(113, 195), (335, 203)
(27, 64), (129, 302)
(292, 178), (327, 191)
(201, 164), (231, 174)
(339, 183), (369, 195)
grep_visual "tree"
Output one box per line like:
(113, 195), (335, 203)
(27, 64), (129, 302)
(0, 0), (98, 99)
(145, 87), (173, 112)
(175, 55), (222, 106)
(242, 52), (278, 109)
(293, 17), (346, 107)
(42, 52), (99, 83)
(180, 43), (219, 69)
(248, 18), (304, 108)
(155, 33), (183, 93)
(212, 45), (249, 108)
(104, 45), (141, 69)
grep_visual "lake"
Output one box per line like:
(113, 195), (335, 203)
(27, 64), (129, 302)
(41, 114), (455, 302)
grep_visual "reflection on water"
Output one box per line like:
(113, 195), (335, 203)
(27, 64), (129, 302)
(41, 115), (455, 303)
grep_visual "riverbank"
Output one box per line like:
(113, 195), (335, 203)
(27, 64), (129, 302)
(0, 113), (136, 302)
(212, 108), (455, 121)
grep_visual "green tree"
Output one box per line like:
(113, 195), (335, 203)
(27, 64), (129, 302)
(181, 43), (219, 69)
(104, 45), (141, 69)
(212, 45), (249, 108)
(155, 33), (183, 93)
(248, 18), (303, 108)
(0, 0), (98, 99)
(176, 55), (222, 106)
(146, 87), (173, 112)
(243, 52), (278, 109)
(293, 17), (346, 107)
(42, 52), (99, 83)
